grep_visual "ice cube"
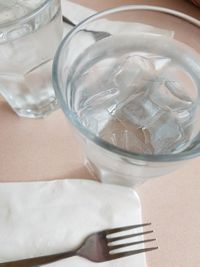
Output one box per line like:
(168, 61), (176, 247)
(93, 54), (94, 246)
(113, 55), (155, 91)
(165, 81), (193, 103)
(145, 112), (183, 154)
(73, 57), (120, 116)
(83, 116), (99, 134)
(111, 54), (172, 108)
(113, 55), (149, 88)
(84, 87), (119, 107)
(99, 117), (153, 154)
(141, 53), (171, 72)
(150, 65), (196, 127)
(151, 69), (195, 107)
(116, 94), (161, 128)
(113, 54), (171, 87)
(113, 72), (196, 154)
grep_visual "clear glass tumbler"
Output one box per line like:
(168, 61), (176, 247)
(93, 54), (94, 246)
(0, 0), (63, 118)
(53, 6), (200, 186)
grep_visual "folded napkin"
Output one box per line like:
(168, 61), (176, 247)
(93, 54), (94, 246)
(0, 179), (147, 266)
(61, 0), (174, 37)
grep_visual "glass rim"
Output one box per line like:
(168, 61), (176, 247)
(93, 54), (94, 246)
(53, 5), (200, 163)
(0, 0), (52, 29)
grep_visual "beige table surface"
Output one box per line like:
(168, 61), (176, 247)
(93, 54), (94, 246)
(0, 1), (200, 267)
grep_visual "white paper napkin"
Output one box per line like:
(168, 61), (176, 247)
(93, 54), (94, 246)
(61, 0), (174, 37)
(0, 179), (147, 266)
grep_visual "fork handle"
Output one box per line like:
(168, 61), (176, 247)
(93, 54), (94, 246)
(0, 251), (76, 267)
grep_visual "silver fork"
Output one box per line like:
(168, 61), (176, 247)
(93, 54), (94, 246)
(0, 223), (158, 266)
(62, 15), (111, 41)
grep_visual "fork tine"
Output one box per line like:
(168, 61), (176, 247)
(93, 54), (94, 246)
(106, 223), (151, 235)
(107, 230), (153, 242)
(109, 239), (156, 251)
(110, 247), (158, 260)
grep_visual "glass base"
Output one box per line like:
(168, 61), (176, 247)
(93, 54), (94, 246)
(12, 99), (59, 119)
(85, 159), (147, 188)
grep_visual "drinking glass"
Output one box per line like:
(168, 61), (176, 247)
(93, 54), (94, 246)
(0, 0), (63, 118)
(53, 6), (200, 186)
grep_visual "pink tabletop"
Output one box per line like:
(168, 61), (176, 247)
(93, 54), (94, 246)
(73, 0), (200, 19)
(0, 1), (200, 266)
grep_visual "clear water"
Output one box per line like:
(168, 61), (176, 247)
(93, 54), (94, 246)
(0, 0), (46, 24)
(0, 0), (62, 118)
(68, 34), (200, 154)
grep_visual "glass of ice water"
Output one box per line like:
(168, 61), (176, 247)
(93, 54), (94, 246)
(53, 6), (200, 186)
(0, 0), (63, 118)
